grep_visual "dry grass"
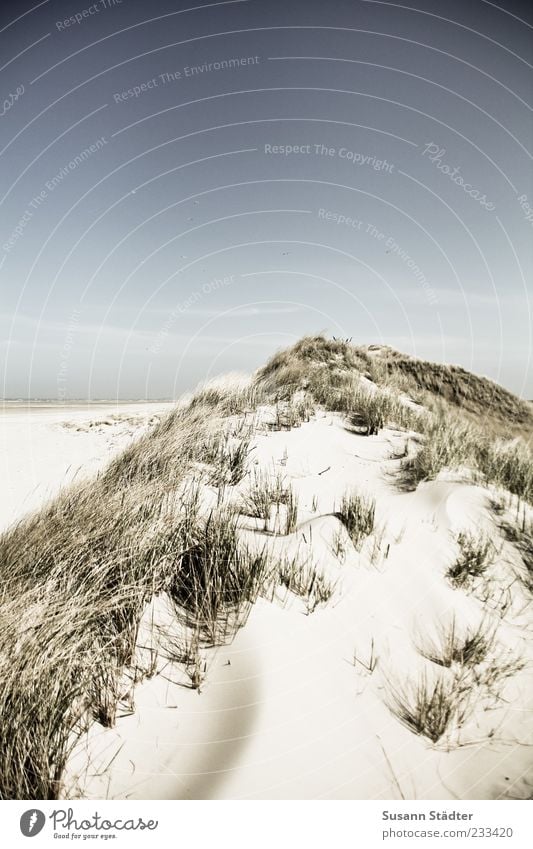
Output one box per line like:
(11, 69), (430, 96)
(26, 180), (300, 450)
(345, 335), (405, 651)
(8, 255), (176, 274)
(400, 417), (533, 503)
(2, 334), (531, 798)
(500, 518), (533, 591)
(0, 385), (272, 800)
(266, 397), (314, 431)
(162, 625), (207, 691)
(375, 351), (533, 436)
(391, 629), (525, 743)
(278, 556), (337, 614)
(0, 367), (329, 799)
(446, 532), (495, 589)
(491, 495), (533, 592)
(386, 673), (470, 743)
(335, 491), (376, 550)
(168, 504), (273, 644)
(255, 334), (372, 400)
(256, 336), (533, 504)
(240, 470), (299, 534)
(416, 618), (495, 668)
(203, 433), (252, 486)
(347, 387), (424, 436)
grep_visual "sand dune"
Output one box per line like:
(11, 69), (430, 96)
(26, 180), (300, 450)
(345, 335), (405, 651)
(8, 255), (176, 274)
(63, 410), (533, 800)
(1, 338), (532, 801)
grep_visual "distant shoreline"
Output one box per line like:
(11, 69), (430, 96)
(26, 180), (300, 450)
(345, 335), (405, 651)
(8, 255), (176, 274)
(0, 399), (174, 411)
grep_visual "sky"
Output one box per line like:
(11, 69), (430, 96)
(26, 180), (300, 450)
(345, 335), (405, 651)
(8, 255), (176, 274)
(0, 0), (532, 399)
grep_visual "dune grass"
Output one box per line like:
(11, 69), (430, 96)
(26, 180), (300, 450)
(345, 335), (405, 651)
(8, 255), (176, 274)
(255, 334), (373, 401)
(203, 433), (252, 486)
(266, 397), (314, 431)
(255, 335), (533, 504)
(500, 517), (533, 591)
(400, 417), (533, 502)
(162, 625), (207, 691)
(335, 491), (376, 550)
(386, 673), (470, 743)
(379, 353), (533, 433)
(0, 369), (333, 799)
(347, 387), (424, 436)
(278, 556), (337, 614)
(392, 628), (524, 743)
(240, 470), (299, 534)
(416, 618), (494, 668)
(168, 504), (273, 644)
(1, 334), (531, 798)
(0, 386), (272, 800)
(446, 532), (495, 589)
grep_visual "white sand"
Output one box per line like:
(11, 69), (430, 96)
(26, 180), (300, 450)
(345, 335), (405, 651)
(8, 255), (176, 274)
(55, 409), (533, 801)
(0, 402), (174, 533)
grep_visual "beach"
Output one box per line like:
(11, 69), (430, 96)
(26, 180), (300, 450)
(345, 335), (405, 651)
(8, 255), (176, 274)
(0, 401), (175, 533)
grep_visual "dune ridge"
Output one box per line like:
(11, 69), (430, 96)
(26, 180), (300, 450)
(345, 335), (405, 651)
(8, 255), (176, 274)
(0, 336), (532, 800)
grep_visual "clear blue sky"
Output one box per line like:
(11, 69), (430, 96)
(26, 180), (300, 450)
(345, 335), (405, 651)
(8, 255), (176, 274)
(1, 0), (532, 399)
